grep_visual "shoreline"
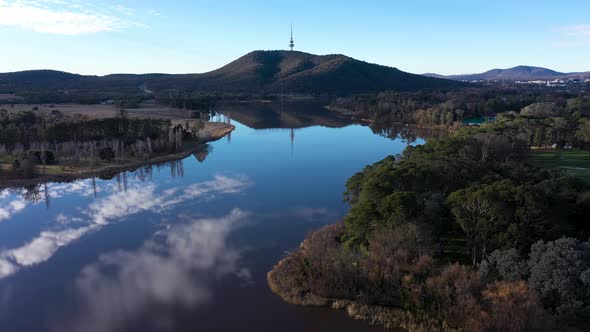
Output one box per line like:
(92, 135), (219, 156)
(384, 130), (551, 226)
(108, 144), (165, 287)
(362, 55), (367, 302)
(0, 123), (234, 189)
(267, 226), (456, 332)
(324, 106), (463, 132)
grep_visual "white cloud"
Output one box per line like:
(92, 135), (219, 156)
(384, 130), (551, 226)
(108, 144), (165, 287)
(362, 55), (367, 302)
(0, 197), (27, 223)
(0, 0), (134, 35)
(158, 174), (251, 209)
(9, 199), (26, 211)
(0, 259), (17, 277)
(146, 8), (160, 17)
(10, 227), (94, 266)
(87, 174), (250, 224)
(0, 190), (10, 199)
(110, 4), (135, 16)
(562, 24), (590, 38)
(68, 209), (250, 332)
(48, 181), (98, 198)
(554, 24), (590, 47)
(0, 174), (251, 279)
(88, 184), (159, 225)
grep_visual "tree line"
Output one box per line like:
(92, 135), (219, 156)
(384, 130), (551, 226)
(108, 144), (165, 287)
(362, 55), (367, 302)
(0, 110), (204, 178)
(330, 86), (590, 127)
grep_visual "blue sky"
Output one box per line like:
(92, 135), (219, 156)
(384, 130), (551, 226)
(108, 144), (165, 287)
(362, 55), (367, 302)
(0, 0), (589, 75)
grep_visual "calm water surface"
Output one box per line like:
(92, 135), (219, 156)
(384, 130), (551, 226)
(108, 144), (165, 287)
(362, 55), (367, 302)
(0, 106), (425, 332)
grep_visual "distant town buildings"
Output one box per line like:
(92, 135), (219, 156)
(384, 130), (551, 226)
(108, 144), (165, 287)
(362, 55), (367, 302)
(515, 80), (547, 85)
(514, 77), (588, 88)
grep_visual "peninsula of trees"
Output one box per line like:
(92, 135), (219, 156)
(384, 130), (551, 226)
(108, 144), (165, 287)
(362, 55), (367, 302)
(269, 109), (590, 331)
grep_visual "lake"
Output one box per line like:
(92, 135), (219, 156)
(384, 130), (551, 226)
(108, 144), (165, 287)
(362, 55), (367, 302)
(0, 104), (427, 332)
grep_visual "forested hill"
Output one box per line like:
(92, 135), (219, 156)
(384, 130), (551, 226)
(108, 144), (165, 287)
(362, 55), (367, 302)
(0, 51), (462, 96)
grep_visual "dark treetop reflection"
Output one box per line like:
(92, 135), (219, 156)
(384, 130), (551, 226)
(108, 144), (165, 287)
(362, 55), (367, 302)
(0, 105), (428, 332)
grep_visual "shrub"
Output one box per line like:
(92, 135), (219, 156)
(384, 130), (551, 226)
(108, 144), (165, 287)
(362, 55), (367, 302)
(364, 225), (434, 305)
(481, 281), (550, 332)
(297, 224), (361, 300)
(422, 264), (483, 330)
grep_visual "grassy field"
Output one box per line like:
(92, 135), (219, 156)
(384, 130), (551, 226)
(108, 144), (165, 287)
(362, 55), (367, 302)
(2, 100), (195, 121)
(529, 149), (590, 184)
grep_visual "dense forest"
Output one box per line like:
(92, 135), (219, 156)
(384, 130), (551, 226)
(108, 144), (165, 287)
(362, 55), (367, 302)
(270, 111), (590, 331)
(330, 87), (590, 126)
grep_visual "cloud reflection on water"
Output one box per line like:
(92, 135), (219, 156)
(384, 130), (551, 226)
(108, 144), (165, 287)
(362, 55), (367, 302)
(0, 180), (103, 223)
(0, 196), (26, 223)
(65, 209), (250, 332)
(0, 174), (250, 279)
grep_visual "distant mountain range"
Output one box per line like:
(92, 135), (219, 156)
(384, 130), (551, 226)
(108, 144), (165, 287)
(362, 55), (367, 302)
(0, 51), (461, 96)
(423, 65), (590, 81)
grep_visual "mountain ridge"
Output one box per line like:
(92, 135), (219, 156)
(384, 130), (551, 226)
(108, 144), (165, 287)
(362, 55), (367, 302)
(0, 50), (462, 95)
(424, 65), (590, 81)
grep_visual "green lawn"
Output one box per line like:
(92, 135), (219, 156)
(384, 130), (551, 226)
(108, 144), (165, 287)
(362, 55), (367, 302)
(529, 149), (590, 184)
